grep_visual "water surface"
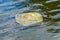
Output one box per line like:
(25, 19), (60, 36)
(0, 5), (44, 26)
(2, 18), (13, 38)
(0, 0), (60, 40)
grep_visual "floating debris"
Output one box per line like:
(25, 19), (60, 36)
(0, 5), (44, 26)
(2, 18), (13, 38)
(15, 12), (43, 26)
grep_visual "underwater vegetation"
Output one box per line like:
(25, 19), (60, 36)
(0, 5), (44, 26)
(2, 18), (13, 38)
(47, 28), (60, 33)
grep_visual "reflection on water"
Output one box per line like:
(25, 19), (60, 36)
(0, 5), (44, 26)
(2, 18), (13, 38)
(0, 0), (60, 40)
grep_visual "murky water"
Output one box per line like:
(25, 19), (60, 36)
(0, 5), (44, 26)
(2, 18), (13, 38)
(0, 0), (60, 40)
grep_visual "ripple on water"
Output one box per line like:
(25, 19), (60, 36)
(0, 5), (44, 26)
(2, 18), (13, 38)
(0, 0), (60, 40)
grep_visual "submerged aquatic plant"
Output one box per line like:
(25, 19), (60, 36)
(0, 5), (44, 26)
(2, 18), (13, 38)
(29, 0), (60, 25)
(47, 28), (60, 33)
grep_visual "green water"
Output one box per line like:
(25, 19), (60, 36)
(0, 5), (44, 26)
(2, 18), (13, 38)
(27, 0), (60, 33)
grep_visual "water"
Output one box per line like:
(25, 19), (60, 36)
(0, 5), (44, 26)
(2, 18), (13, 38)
(0, 0), (60, 40)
